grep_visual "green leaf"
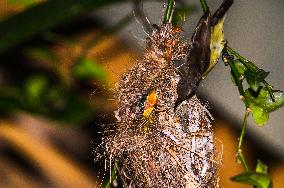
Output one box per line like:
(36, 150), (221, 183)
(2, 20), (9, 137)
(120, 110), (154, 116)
(256, 160), (268, 174)
(245, 87), (284, 113)
(230, 59), (247, 86)
(245, 69), (269, 92)
(230, 61), (245, 86)
(72, 58), (107, 82)
(237, 56), (260, 73)
(245, 87), (284, 126)
(231, 172), (272, 188)
(234, 59), (247, 75)
(256, 69), (270, 82)
(249, 104), (269, 126)
(245, 71), (260, 92)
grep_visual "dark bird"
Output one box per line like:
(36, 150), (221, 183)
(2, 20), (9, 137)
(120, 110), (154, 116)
(175, 0), (233, 109)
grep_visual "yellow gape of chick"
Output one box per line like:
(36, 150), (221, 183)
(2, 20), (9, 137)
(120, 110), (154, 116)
(141, 90), (159, 133)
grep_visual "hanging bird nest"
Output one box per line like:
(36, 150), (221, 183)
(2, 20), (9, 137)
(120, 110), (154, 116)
(95, 23), (221, 188)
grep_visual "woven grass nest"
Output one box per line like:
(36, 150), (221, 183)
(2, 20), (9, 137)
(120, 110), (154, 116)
(95, 23), (221, 188)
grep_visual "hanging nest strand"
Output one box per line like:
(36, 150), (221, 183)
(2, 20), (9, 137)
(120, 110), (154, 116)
(96, 23), (221, 188)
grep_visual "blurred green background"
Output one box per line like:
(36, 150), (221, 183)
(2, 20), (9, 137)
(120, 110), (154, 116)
(0, 0), (283, 187)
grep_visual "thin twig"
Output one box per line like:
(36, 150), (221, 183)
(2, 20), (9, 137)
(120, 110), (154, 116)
(238, 151), (250, 172)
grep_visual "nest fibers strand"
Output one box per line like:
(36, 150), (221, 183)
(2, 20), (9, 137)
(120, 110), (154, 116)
(95, 23), (220, 188)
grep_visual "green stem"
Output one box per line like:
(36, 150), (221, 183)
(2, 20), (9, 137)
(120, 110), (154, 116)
(237, 110), (249, 153)
(225, 48), (251, 172)
(237, 110), (250, 172)
(163, 0), (175, 24)
(238, 151), (250, 172)
(199, 0), (209, 13)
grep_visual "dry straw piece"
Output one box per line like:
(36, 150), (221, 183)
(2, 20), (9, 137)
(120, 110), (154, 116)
(95, 23), (221, 187)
